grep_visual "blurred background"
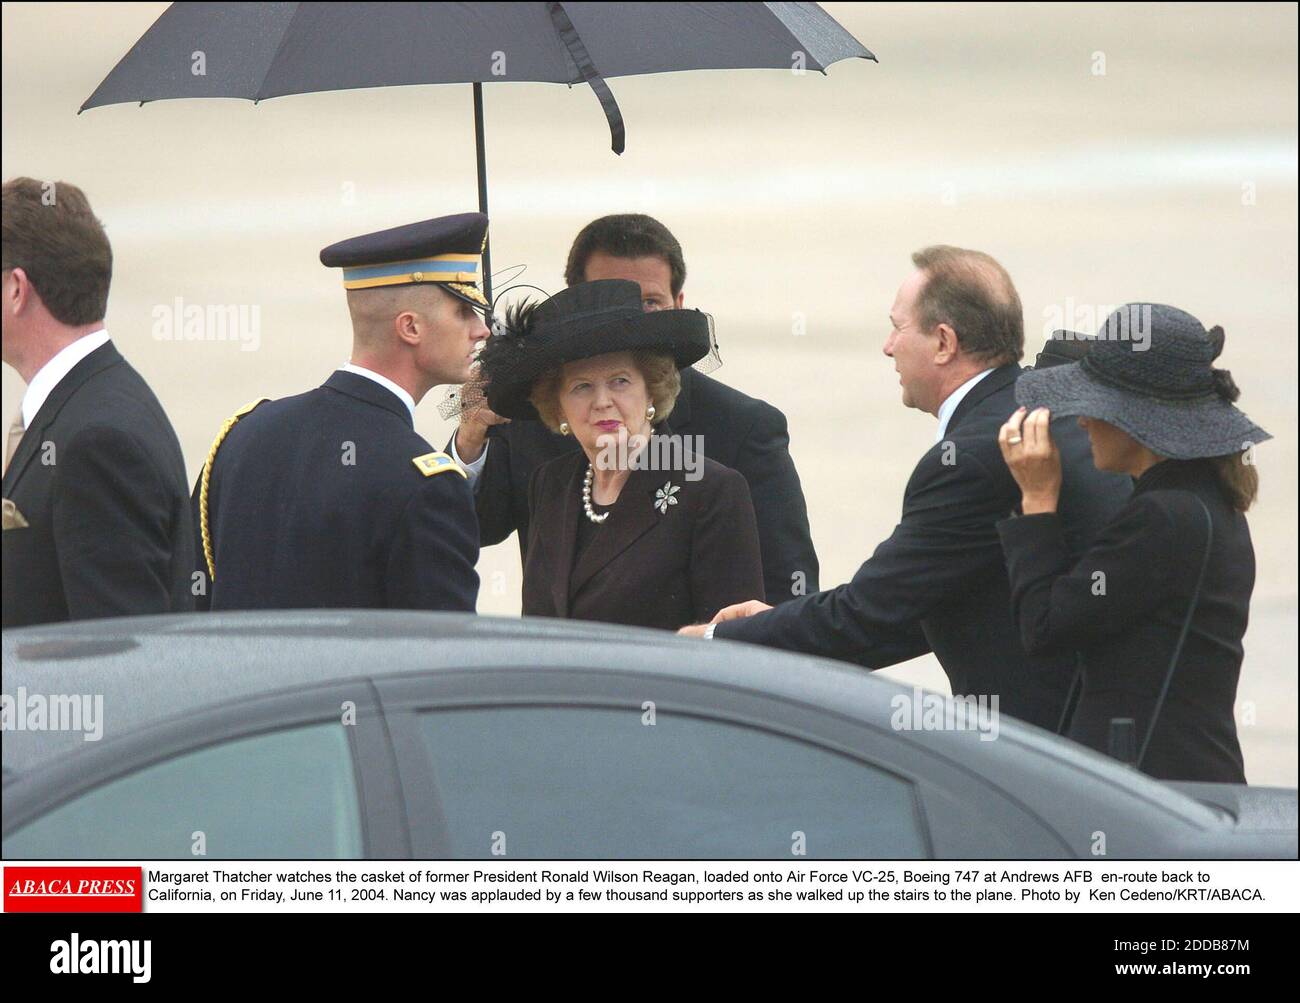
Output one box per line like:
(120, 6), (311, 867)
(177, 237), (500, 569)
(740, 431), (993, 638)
(3, 2), (1295, 783)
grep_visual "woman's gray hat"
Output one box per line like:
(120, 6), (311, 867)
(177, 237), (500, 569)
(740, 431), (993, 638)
(1016, 303), (1270, 459)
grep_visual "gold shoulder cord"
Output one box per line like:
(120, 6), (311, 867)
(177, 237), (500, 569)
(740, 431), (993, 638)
(199, 399), (268, 582)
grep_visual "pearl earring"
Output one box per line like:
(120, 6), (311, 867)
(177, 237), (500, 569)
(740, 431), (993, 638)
(646, 405), (656, 422)
(559, 422), (570, 435)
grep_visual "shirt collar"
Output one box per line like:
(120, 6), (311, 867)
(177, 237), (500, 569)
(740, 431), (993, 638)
(935, 367), (995, 442)
(339, 363), (416, 425)
(21, 329), (111, 429)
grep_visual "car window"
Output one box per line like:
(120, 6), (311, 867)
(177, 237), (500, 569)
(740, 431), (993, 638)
(419, 706), (925, 858)
(4, 722), (362, 859)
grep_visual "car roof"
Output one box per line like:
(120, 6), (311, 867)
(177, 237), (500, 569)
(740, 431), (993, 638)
(0, 610), (1214, 824)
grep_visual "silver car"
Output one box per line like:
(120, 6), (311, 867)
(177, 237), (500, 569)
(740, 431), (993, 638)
(2, 611), (1295, 859)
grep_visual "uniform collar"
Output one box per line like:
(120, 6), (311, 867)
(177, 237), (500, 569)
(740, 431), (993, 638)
(21, 329), (110, 429)
(338, 363), (417, 425)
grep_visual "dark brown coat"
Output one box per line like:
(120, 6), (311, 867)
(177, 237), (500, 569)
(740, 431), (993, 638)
(522, 448), (764, 631)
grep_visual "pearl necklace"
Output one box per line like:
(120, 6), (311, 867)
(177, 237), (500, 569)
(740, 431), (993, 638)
(582, 464), (611, 524)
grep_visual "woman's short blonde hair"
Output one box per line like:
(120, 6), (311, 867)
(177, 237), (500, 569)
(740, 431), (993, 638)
(530, 350), (681, 434)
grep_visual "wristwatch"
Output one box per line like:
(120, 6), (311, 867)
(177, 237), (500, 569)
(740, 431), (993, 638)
(702, 624), (717, 640)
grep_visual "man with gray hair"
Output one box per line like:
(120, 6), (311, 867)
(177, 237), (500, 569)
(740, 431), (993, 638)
(683, 246), (1131, 732)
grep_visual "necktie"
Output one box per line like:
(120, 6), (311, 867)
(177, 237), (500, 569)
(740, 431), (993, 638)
(3, 410), (24, 476)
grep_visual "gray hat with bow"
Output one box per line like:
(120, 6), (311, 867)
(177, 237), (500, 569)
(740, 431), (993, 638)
(1016, 303), (1270, 459)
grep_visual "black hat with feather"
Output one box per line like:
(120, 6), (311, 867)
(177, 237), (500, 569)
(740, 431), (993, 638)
(476, 279), (715, 421)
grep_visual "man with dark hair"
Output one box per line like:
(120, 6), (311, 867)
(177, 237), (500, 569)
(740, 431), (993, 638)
(454, 213), (819, 603)
(1, 177), (193, 627)
(682, 246), (1132, 732)
(562, 213), (687, 305)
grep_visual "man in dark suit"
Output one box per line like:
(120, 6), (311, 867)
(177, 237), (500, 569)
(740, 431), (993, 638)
(2, 177), (193, 628)
(683, 246), (1132, 732)
(451, 213), (819, 604)
(193, 214), (486, 612)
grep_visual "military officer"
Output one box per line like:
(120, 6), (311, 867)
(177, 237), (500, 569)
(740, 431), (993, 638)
(193, 213), (490, 611)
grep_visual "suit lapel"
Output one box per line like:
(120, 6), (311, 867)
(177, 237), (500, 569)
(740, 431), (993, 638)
(548, 456), (584, 617)
(3, 342), (122, 496)
(945, 363), (1021, 435)
(569, 464), (666, 599)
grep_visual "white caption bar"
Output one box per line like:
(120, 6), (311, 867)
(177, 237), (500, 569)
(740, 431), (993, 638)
(11, 860), (1296, 913)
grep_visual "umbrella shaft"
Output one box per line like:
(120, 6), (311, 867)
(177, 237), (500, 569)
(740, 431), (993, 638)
(473, 82), (492, 304)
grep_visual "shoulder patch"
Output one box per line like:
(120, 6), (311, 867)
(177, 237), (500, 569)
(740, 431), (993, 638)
(412, 451), (467, 479)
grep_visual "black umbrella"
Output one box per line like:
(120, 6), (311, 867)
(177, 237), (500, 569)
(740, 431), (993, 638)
(81, 2), (874, 300)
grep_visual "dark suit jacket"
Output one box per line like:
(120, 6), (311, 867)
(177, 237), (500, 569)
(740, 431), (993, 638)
(467, 366), (818, 603)
(2, 341), (193, 628)
(195, 371), (479, 612)
(998, 459), (1251, 783)
(522, 448), (764, 631)
(715, 363), (1133, 731)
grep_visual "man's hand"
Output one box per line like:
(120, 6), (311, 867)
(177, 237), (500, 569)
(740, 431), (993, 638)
(710, 599), (772, 623)
(998, 406), (1061, 514)
(455, 366), (509, 462)
(676, 603), (771, 638)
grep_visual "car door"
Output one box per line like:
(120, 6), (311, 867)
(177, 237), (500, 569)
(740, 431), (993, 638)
(375, 668), (1070, 859)
(2, 680), (405, 860)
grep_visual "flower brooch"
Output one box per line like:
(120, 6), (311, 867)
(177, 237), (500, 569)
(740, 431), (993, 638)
(654, 481), (680, 514)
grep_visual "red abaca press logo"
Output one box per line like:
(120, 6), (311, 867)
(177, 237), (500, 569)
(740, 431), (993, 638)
(4, 867), (142, 912)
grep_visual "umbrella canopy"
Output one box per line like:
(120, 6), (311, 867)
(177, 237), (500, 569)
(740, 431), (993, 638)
(81, 2), (875, 297)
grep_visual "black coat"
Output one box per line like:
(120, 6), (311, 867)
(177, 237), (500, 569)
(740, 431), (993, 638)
(2, 341), (193, 627)
(998, 459), (1251, 783)
(521, 448), (765, 631)
(714, 364), (1134, 731)
(194, 370), (479, 612)
(468, 367), (819, 603)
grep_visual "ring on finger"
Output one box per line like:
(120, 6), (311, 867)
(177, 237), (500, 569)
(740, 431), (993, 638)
(1007, 435), (1022, 444)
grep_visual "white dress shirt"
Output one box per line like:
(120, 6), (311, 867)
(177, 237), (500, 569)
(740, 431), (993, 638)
(339, 363), (416, 426)
(20, 328), (111, 429)
(448, 434), (489, 488)
(935, 368), (995, 442)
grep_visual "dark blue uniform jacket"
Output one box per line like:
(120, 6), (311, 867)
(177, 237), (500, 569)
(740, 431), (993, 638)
(195, 370), (479, 612)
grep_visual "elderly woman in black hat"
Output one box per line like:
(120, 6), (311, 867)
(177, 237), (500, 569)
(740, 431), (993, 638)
(476, 279), (764, 631)
(995, 304), (1270, 783)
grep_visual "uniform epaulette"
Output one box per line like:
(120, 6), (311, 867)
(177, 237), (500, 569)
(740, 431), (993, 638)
(412, 451), (467, 479)
(199, 398), (270, 582)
